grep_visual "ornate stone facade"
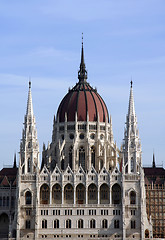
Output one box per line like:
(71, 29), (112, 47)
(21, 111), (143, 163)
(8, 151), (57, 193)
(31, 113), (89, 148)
(1, 42), (154, 240)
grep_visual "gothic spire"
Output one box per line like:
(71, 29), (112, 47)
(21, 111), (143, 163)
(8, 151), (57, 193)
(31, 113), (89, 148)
(19, 81), (40, 174)
(128, 80), (135, 118)
(78, 33), (87, 82)
(123, 81), (142, 173)
(26, 80), (34, 116)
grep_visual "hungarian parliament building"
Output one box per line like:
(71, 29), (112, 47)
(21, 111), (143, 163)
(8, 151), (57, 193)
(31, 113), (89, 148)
(0, 41), (165, 240)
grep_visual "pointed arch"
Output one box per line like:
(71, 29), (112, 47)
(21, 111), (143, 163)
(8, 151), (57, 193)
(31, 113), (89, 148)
(40, 184), (50, 204)
(52, 184), (62, 204)
(64, 184), (74, 204)
(112, 184), (121, 204)
(88, 183), (98, 204)
(76, 183), (86, 204)
(100, 183), (109, 204)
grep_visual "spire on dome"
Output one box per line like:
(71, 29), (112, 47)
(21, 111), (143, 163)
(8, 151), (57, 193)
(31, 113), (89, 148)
(26, 80), (34, 116)
(78, 33), (87, 82)
(152, 152), (156, 168)
(128, 80), (135, 117)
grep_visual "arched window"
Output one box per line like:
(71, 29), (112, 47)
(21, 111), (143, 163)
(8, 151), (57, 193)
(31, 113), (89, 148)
(54, 219), (59, 228)
(76, 184), (86, 204)
(25, 191), (32, 205)
(102, 219), (108, 229)
(40, 184), (50, 204)
(91, 146), (95, 168)
(78, 219), (83, 228)
(42, 219), (47, 229)
(27, 158), (31, 173)
(52, 184), (62, 204)
(130, 191), (136, 204)
(90, 219), (96, 229)
(64, 184), (74, 204)
(112, 184), (121, 204)
(145, 229), (149, 238)
(66, 219), (71, 228)
(79, 147), (85, 170)
(88, 184), (98, 204)
(69, 146), (73, 169)
(100, 184), (109, 204)
(114, 220), (120, 228)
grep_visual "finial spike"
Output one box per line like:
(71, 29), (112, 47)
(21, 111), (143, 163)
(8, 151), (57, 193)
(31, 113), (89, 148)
(130, 79), (133, 88)
(29, 77), (31, 89)
(82, 32), (83, 46)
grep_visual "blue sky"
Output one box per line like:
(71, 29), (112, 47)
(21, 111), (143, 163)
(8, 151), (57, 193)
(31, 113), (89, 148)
(0, 0), (165, 169)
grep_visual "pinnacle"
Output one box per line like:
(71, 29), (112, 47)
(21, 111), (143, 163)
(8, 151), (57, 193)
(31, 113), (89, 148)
(26, 81), (34, 116)
(128, 83), (135, 117)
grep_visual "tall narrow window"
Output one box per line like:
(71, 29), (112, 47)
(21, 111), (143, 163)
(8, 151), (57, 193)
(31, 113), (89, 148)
(42, 220), (47, 229)
(91, 146), (95, 168)
(114, 220), (120, 228)
(78, 219), (83, 228)
(40, 184), (50, 204)
(79, 147), (85, 170)
(66, 219), (71, 228)
(54, 219), (59, 228)
(112, 184), (121, 204)
(26, 220), (31, 229)
(131, 157), (134, 172)
(90, 219), (96, 229)
(130, 191), (136, 204)
(27, 158), (31, 173)
(131, 220), (136, 229)
(61, 159), (64, 170)
(69, 146), (73, 169)
(102, 219), (108, 228)
(25, 191), (32, 205)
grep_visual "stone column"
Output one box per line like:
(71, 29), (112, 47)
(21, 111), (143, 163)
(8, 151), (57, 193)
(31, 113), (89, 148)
(86, 188), (88, 204)
(74, 187), (76, 204)
(98, 186), (100, 204)
(62, 188), (64, 204)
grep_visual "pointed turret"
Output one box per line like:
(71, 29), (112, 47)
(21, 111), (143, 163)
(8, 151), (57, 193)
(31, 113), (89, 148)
(26, 80), (34, 116)
(19, 81), (40, 174)
(78, 33), (87, 82)
(123, 81), (142, 174)
(128, 80), (135, 117)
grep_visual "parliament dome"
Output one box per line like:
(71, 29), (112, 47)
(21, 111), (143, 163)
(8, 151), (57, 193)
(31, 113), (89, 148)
(57, 42), (109, 123)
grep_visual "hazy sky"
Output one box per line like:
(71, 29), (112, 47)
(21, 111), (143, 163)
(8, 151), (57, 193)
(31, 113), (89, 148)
(0, 0), (165, 169)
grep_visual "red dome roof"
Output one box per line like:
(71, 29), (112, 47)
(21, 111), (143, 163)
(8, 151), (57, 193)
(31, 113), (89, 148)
(57, 81), (109, 122)
(57, 42), (109, 123)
